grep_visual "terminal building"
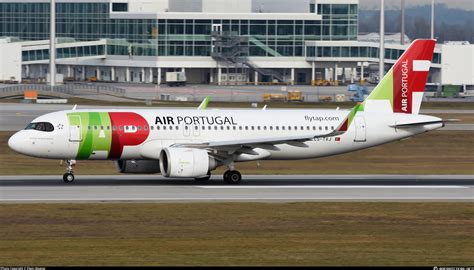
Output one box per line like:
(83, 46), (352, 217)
(0, 0), (472, 87)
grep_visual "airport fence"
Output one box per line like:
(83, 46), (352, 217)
(0, 83), (126, 97)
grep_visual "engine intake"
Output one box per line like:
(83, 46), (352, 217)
(159, 148), (219, 178)
(115, 160), (160, 174)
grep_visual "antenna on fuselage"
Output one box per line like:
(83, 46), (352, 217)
(262, 105), (267, 110)
(72, 104), (77, 110)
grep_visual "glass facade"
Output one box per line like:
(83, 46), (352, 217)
(0, 2), (358, 57)
(22, 44), (106, 62)
(307, 45), (441, 64)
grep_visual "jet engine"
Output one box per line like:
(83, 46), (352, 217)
(159, 148), (219, 178)
(115, 160), (161, 174)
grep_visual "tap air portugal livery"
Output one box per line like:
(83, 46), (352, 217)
(8, 39), (444, 184)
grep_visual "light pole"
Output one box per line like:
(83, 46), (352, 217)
(430, 0), (435, 39)
(49, 0), (56, 89)
(379, 0), (385, 80)
(401, 0), (405, 44)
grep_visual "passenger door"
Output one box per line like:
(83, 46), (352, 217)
(68, 115), (82, 142)
(354, 116), (367, 142)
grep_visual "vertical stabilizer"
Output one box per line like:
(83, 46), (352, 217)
(363, 39), (436, 114)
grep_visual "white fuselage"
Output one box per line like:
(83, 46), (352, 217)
(8, 108), (443, 161)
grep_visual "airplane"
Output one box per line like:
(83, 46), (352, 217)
(8, 39), (445, 184)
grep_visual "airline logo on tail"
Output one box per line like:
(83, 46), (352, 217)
(336, 39), (436, 133)
(364, 39), (436, 115)
(392, 40), (434, 114)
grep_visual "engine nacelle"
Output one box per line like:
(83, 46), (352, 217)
(159, 148), (218, 178)
(115, 160), (160, 174)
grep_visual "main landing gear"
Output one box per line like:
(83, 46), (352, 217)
(194, 169), (243, 184)
(223, 170), (242, 184)
(62, 160), (76, 183)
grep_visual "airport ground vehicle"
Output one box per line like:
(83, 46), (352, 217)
(166, 71), (187, 87)
(263, 91), (304, 102)
(348, 83), (369, 102)
(9, 40), (444, 184)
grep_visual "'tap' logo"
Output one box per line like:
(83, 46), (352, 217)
(108, 112), (150, 159)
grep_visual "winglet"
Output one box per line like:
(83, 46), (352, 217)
(197, 96), (210, 110)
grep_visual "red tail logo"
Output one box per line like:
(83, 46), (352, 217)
(393, 39), (436, 114)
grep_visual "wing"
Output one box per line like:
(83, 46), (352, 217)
(170, 129), (343, 151)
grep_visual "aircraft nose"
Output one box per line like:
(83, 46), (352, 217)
(8, 132), (26, 154)
(8, 132), (19, 152)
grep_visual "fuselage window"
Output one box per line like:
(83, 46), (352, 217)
(94, 126), (98, 130)
(125, 126), (128, 131)
(331, 126), (334, 130)
(185, 126), (188, 130)
(137, 126), (141, 130)
(220, 126), (224, 130)
(214, 126), (218, 130)
(300, 126), (304, 130)
(150, 126), (154, 130)
(144, 126), (148, 130)
(269, 126), (273, 130)
(319, 126), (322, 130)
(282, 126), (285, 130)
(176, 126), (179, 130)
(119, 126), (123, 130)
(312, 126), (316, 130)
(156, 126), (160, 130)
(263, 126), (267, 130)
(245, 126), (248, 130)
(288, 126), (291, 130)
(170, 126), (173, 130)
(195, 126), (198, 130)
(208, 126), (212, 130)
(239, 126), (242, 130)
(113, 126), (117, 131)
(163, 126), (167, 130)
(276, 126), (279, 131)
(251, 126), (254, 130)
(306, 126), (310, 130)
(233, 126), (236, 130)
(227, 126), (230, 130)
(325, 126), (328, 130)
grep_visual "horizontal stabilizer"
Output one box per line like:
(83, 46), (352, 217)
(390, 119), (458, 128)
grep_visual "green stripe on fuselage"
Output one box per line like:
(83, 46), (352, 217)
(67, 112), (112, 159)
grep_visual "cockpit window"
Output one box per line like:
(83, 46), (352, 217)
(25, 122), (54, 132)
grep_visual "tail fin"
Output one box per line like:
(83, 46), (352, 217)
(363, 39), (436, 114)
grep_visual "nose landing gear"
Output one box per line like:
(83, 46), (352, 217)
(62, 160), (76, 183)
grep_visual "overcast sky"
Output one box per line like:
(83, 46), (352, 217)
(359, 0), (474, 11)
